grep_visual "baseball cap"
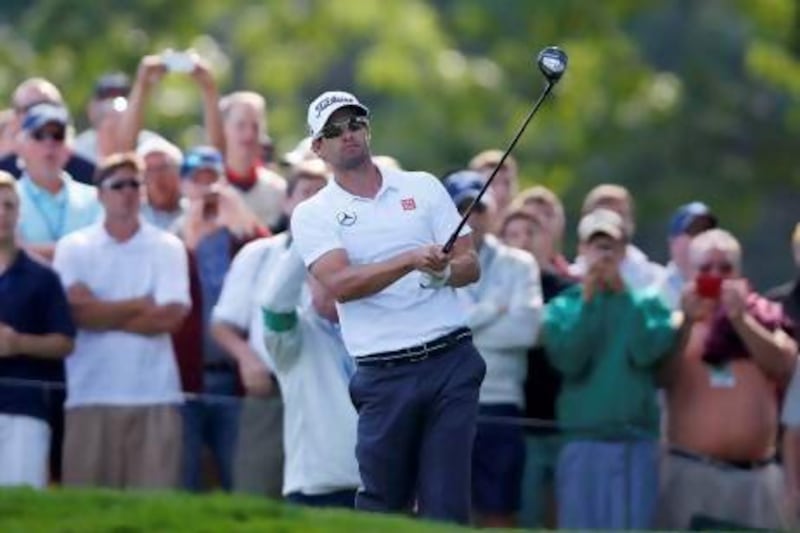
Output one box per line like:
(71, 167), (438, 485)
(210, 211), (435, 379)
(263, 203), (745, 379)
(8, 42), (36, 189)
(442, 170), (493, 209)
(578, 208), (625, 241)
(137, 137), (184, 166)
(21, 103), (70, 133)
(180, 146), (224, 179)
(307, 91), (369, 139)
(94, 152), (142, 185)
(94, 72), (131, 100)
(668, 202), (717, 238)
(282, 136), (314, 167)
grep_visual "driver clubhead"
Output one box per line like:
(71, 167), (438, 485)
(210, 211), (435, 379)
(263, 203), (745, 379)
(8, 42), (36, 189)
(537, 46), (568, 83)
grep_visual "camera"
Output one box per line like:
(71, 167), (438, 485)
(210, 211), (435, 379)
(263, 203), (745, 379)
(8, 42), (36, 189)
(161, 49), (195, 73)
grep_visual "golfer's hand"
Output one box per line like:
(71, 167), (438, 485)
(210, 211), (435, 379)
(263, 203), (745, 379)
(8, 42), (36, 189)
(411, 245), (450, 273)
(419, 265), (452, 290)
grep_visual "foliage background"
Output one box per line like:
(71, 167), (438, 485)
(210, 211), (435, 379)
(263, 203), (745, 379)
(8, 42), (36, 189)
(2, 0), (799, 287)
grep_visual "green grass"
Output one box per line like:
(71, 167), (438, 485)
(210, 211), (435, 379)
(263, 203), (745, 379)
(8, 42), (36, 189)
(0, 488), (469, 533)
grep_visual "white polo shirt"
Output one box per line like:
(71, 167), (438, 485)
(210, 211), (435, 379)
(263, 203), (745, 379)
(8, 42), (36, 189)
(211, 233), (292, 371)
(291, 166), (469, 357)
(53, 222), (189, 407)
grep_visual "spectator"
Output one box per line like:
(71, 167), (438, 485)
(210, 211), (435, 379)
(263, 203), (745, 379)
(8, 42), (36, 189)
(53, 152), (189, 489)
(499, 208), (575, 529)
(137, 138), (186, 230)
(218, 91), (287, 230)
(170, 145), (267, 492)
(0, 171), (75, 488)
(510, 185), (571, 277)
(444, 171), (542, 528)
(372, 155), (402, 170)
(468, 149), (518, 216)
(260, 244), (360, 508)
(16, 103), (101, 262)
(13, 102), (100, 483)
(212, 158), (329, 498)
(74, 72), (170, 165)
(118, 52), (224, 168)
(656, 201), (718, 309)
(1, 78), (95, 184)
(570, 184), (665, 292)
(657, 229), (796, 530)
(280, 136), (314, 170)
(543, 208), (676, 529)
(0, 109), (16, 158)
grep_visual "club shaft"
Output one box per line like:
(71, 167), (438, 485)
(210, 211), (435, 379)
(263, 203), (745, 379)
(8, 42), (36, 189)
(442, 81), (555, 254)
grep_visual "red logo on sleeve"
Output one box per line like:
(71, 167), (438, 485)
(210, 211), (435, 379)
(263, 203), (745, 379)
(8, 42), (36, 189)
(401, 198), (416, 211)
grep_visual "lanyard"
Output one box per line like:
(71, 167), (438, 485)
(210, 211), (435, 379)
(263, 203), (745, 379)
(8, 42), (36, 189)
(21, 176), (67, 241)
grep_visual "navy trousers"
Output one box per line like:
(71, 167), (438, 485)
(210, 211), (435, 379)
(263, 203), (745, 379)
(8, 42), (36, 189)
(349, 339), (485, 524)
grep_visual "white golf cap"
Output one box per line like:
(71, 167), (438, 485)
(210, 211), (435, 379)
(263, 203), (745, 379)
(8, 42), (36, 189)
(578, 208), (625, 242)
(307, 91), (369, 139)
(136, 137), (183, 166)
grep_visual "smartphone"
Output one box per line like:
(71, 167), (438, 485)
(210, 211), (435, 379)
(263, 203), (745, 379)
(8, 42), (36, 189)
(161, 49), (195, 73)
(202, 192), (219, 220)
(695, 273), (722, 299)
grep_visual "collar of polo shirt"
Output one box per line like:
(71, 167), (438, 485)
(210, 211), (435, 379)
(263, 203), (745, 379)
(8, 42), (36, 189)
(329, 165), (400, 201)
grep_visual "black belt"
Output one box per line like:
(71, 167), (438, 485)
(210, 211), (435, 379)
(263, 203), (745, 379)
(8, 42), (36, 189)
(356, 328), (472, 368)
(669, 448), (776, 471)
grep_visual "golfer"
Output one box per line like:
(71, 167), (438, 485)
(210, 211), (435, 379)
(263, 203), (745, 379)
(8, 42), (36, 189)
(291, 91), (485, 524)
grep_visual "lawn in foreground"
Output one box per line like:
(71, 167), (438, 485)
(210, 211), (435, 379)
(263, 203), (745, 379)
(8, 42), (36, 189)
(0, 488), (468, 533)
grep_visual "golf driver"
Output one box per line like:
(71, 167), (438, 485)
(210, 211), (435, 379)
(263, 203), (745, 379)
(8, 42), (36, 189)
(442, 45), (568, 253)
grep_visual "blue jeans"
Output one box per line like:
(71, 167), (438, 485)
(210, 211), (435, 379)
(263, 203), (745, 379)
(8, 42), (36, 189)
(556, 439), (659, 529)
(349, 340), (486, 524)
(180, 370), (241, 491)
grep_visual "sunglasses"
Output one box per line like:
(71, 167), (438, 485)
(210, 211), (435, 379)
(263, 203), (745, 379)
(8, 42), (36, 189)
(320, 116), (369, 139)
(697, 261), (733, 275)
(32, 129), (66, 142)
(103, 178), (142, 192)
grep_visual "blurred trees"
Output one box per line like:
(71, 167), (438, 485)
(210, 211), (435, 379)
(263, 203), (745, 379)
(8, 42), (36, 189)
(1, 0), (799, 285)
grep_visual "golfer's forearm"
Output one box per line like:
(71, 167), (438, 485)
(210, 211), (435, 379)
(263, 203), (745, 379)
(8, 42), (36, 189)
(326, 255), (415, 303)
(447, 251), (480, 287)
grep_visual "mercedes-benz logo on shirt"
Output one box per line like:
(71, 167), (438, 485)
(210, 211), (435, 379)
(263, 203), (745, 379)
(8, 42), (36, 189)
(337, 210), (357, 226)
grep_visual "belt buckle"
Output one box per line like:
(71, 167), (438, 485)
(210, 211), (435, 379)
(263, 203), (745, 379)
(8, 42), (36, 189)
(406, 342), (430, 363)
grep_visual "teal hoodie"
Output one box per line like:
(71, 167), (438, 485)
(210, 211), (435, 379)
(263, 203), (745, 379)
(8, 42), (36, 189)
(543, 285), (676, 440)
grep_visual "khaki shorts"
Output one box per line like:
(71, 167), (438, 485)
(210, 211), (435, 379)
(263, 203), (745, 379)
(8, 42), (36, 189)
(656, 452), (792, 530)
(232, 394), (284, 498)
(62, 404), (181, 490)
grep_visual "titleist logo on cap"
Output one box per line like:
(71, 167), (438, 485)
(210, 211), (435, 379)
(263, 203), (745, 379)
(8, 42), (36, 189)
(314, 95), (356, 118)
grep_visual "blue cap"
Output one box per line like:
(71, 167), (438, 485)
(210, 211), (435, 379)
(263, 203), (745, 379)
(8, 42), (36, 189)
(442, 170), (493, 208)
(22, 103), (70, 133)
(180, 146), (224, 178)
(668, 202), (717, 237)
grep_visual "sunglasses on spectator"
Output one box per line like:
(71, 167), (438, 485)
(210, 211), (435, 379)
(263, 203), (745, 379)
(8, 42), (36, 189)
(103, 178), (142, 192)
(32, 129), (66, 142)
(697, 261), (733, 275)
(320, 116), (369, 139)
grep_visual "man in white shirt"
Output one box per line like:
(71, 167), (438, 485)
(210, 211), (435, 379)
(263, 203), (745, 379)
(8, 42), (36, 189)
(445, 170), (543, 527)
(212, 158), (330, 497)
(291, 91), (483, 524)
(261, 244), (360, 508)
(53, 152), (190, 489)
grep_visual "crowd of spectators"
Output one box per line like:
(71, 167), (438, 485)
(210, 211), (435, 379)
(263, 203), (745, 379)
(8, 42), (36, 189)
(0, 50), (799, 530)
